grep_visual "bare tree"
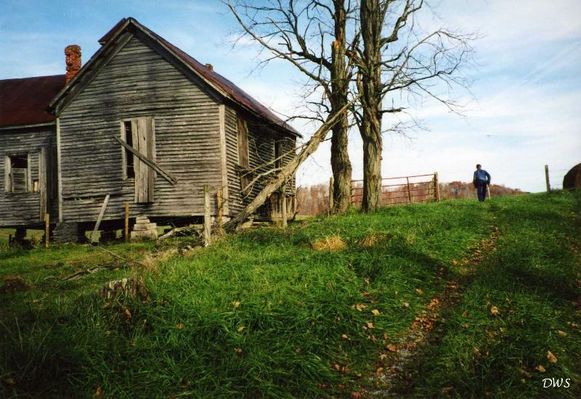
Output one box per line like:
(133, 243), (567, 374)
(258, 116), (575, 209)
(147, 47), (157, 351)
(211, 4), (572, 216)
(353, 0), (473, 211)
(227, 0), (356, 213)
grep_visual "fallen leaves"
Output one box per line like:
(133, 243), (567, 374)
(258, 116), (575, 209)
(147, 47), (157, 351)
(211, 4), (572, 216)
(547, 351), (558, 363)
(557, 330), (567, 337)
(427, 298), (440, 310)
(0, 275), (30, 294)
(2, 376), (16, 386)
(332, 363), (349, 373)
(386, 344), (397, 352)
(535, 365), (546, 373)
(489, 306), (499, 316)
(353, 303), (367, 311)
(232, 300), (241, 309)
(371, 309), (381, 316)
(122, 307), (132, 321)
(175, 323), (184, 330)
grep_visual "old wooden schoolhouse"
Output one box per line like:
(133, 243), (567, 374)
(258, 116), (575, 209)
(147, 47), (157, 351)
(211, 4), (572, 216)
(0, 17), (298, 242)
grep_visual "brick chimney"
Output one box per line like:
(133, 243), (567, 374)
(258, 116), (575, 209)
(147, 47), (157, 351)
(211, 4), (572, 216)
(65, 45), (82, 83)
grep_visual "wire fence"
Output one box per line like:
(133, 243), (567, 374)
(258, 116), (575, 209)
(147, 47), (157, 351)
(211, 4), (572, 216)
(351, 173), (439, 207)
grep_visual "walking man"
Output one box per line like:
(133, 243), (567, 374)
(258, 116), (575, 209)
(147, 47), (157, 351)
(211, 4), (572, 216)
(473, 164), (491, 202)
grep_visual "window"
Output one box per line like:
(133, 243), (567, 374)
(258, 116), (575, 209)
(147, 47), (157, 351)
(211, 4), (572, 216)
(237, 117), (249, 168)
(237, 116), (250, 192)
(122, 121), (135, 179)
(4, 154), (30, 193)
(275, 141), (283, 169)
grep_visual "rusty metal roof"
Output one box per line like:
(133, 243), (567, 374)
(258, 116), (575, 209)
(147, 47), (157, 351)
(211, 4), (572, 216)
(0, 75), (65, 128)
(99, 18), (300, 137)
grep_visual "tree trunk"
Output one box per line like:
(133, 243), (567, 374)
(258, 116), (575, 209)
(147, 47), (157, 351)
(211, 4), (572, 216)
(359, 0), (384, 212)
(362, 133), (382, 211)
(330, 1), (352, 214)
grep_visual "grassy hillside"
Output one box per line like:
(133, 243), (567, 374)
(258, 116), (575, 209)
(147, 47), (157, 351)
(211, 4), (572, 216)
(0, 192), (579, 398)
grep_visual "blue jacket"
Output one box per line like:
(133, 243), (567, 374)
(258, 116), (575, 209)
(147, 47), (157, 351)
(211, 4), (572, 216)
(473, 169), (491, 184)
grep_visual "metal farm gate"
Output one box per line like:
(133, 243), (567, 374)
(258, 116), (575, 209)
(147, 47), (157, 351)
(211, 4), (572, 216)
(351, 172), (440, 207)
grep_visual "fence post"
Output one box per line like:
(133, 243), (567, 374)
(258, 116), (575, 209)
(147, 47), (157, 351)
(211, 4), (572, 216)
(44, 213), (50, 248)
(216, 188), (223, 228)
(406, 177), (412, 203)
(328, 176), (334, 214)
(124, 202), (129, 242)
(203, 185), (211, 246)
(434, 172), (440, 202)
(545, 164), (551, 193)
(281, 191), (287, 229)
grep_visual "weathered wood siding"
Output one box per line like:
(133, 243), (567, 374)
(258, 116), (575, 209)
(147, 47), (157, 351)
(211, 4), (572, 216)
(224, 106), (297, 216)
(0, 126), (57, 227)
(59, 36), (222, 223)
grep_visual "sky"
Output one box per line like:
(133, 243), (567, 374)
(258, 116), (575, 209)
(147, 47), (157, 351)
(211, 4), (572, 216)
(1, 0), (580, 192)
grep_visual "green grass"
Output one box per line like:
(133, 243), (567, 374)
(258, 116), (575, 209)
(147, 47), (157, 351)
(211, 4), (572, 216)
(395, 191), (581, 398)
(0, 192), (579, 398)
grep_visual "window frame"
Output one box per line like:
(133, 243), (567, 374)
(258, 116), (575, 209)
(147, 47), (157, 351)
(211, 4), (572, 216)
(4, 153), (32, 193)
(120, 120), (136, 180)
(119, 117), (156, 203)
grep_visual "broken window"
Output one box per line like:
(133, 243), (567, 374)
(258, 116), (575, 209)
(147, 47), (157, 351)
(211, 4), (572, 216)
(275, 141), (283, 170)
(4, 154), (30, 193)
(122, 121), (135, 179)
(237, 116), (250, 192)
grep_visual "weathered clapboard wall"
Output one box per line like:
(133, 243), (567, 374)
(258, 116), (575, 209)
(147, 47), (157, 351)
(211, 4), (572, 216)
(224, 106), (296, 217)
(58, 35), (222, 223)
(0, 126), (57, 227)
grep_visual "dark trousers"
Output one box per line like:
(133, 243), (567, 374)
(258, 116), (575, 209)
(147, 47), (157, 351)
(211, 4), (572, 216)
(476, 182), (487, 202)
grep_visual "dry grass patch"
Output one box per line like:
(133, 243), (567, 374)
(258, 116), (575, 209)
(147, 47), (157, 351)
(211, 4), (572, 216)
(359, 232), (392, 248)
(311, 235), (347, 251)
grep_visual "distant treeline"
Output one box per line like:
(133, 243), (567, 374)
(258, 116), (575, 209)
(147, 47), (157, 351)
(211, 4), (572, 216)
(296, 181), (525, 216)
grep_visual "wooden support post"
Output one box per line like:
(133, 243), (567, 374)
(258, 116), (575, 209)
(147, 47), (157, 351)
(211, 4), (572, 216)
(91, 194), (110, 244)
(281, 192), (287, 229)
(406, 177), (412, 203)
(44, 213), (50, 249)
(124, 202), (129, 242)
(545, 164), (551, 193)
(434, 172), (440, 202)
(328, 176), (334, 214)
(203, 185), (211, 246)
(216, 189), (223, 228)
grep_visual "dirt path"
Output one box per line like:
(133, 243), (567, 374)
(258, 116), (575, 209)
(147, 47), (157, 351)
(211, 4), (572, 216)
(360, 225), (501, 398)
